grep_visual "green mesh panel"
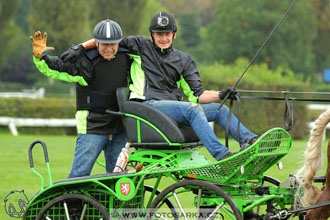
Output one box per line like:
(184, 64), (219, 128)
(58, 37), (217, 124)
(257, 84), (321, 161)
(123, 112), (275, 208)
(141, 128), (291, 184)
(24, 177), (145, 219)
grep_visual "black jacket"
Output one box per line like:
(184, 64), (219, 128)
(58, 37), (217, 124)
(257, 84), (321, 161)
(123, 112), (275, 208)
(39, 48), (130, 134)
(119, 36), (204, 101)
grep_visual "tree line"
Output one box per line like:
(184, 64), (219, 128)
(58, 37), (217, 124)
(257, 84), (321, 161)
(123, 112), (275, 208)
(0, 0), (329, 89)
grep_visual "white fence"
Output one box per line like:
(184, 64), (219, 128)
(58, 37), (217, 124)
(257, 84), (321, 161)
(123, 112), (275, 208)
(0, 117), (76, 136)
(306, 104), (330, 111)
(0, 104), (329, 136)
(307, 104), (330, 139)
(0, 88), (45, 99)
(0, 87), (75, 135)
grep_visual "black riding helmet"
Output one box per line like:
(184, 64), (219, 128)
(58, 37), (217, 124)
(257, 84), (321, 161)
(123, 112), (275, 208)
(149, 12), (177, 33)
(93, 19), (123, 44)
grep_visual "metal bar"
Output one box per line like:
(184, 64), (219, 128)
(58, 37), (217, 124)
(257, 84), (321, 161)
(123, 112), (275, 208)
(31, 168), (44, 191)
(46, 162), (53, 186)
(290, 200), (330, 214)
(243, 195), (281, 212)
(240, 96), (330, 102)
(237, 90), (330, 95)
(196, 189), (202, 220)
(146, 176), (162, 208)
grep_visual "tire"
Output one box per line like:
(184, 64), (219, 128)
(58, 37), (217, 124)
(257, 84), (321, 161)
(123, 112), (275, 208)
(262, 175), (281, 186)
(36, 193), (110, 220)
(144, 185), (178, 220)
(147, 180), (242, 220)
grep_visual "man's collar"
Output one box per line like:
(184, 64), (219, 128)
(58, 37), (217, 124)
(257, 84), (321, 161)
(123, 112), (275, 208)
(153, 41), (173, 53)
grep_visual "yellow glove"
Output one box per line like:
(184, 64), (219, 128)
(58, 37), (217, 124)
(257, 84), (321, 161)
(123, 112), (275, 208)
(30, 31), (55, 58)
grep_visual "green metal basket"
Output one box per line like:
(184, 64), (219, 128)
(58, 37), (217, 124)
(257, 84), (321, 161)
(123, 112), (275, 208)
(131, 127), (291, 185)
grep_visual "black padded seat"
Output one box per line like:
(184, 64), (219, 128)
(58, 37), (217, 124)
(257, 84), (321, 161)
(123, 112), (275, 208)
(53, 172), (126, 184)
(116, 87), (199, 145)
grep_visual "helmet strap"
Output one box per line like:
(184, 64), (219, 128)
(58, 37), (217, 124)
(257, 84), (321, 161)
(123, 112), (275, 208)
(150, 32), (155, 42)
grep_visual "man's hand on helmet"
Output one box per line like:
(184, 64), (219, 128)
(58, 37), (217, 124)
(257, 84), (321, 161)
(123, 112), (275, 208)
(60, 44), (84, 62)
(30, 31), (55, 59)
(60, 39), (97, 62)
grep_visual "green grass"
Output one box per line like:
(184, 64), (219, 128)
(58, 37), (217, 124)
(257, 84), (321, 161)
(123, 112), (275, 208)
(0, 132), (328, 219)
(0, 133), (106, 219)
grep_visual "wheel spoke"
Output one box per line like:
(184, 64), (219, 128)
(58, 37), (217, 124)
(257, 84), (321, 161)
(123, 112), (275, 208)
(63, 201), (70, 220)
(44, 215), (52, 220)
(36, 194), (109, 220)
(173, 192), (187, 220)
(148, 180), (242, 220)
(223, 205), (234, 214)
(196, 188), (202, 220)
(146, 185), (178, 220)
(80, 203), (87, 220)
(206, 201), (224, 220)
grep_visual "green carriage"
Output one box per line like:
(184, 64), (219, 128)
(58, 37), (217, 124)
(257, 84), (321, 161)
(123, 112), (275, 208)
(24, 88), (306, 220)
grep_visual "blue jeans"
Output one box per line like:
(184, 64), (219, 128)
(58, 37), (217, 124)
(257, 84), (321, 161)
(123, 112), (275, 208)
(201, 103), (255, 144)
(68, 132), (126, 178)
(143, 100), (256, 161)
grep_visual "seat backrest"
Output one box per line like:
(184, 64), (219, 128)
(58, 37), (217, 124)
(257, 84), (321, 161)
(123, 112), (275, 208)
(116, 87), (130, 110)
(116, 87), (199, 144)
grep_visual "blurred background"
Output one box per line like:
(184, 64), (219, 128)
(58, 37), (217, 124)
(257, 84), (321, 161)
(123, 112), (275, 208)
(0, 0), (329, 137)
(0, 2), (329, 219)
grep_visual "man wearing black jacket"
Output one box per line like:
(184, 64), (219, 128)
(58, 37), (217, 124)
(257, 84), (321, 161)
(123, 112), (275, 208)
(30, 19), (131, 177)
(61, 12), (258, 161)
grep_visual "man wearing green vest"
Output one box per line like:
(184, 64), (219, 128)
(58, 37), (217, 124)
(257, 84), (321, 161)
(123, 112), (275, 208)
(30, 19), (131, 177)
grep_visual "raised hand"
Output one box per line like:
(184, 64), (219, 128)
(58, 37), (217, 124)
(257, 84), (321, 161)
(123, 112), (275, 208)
(30, 31), (55, 58)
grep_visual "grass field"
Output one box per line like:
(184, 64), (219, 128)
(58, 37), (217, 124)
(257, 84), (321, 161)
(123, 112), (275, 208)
(0, 132), (328, 219)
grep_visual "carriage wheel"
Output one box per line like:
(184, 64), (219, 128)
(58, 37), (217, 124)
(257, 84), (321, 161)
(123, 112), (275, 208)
(147, 180), (242, 220)
(144, 185), (179, 219)
(36, 193), (110, 220)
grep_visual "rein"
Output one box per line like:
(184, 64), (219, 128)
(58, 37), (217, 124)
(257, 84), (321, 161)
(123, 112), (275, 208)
(237, 90), (330, 131)
(271, 200), (330, 219)
(218, 0), (298, 110)
(216, 0), (305, 148)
